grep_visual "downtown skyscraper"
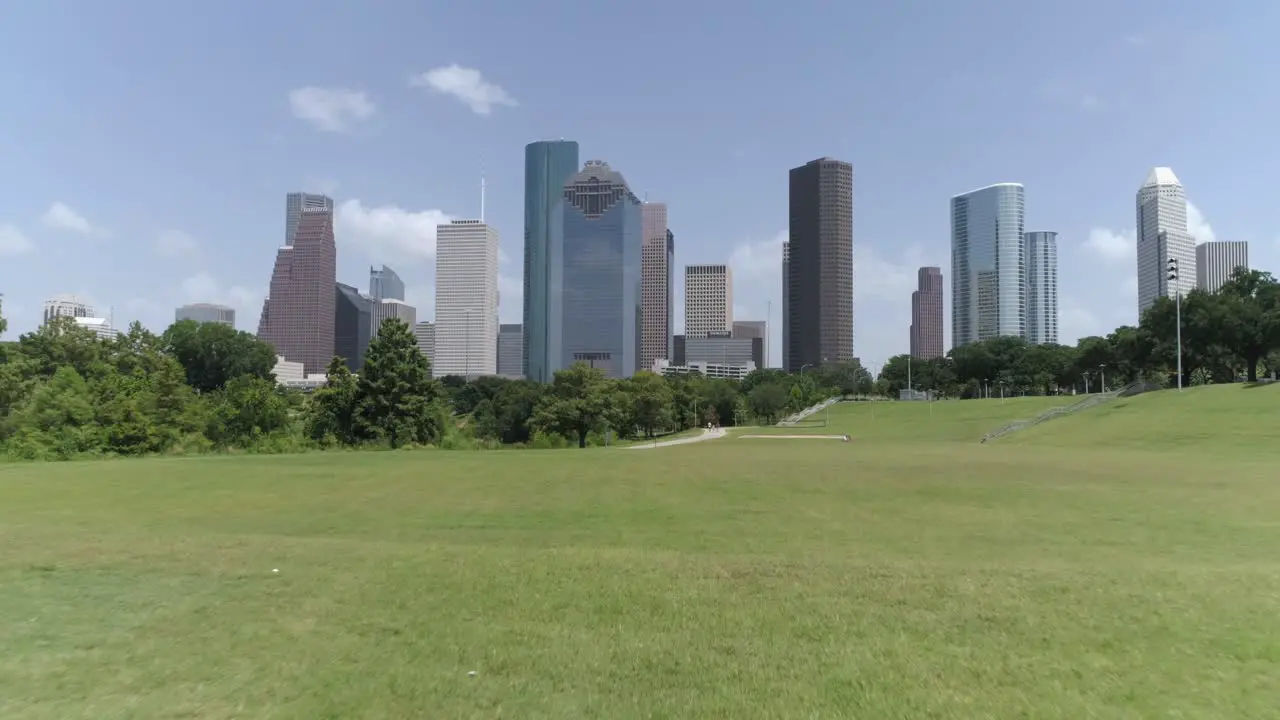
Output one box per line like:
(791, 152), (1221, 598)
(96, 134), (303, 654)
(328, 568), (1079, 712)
(786, 158), (853, 371)
(951, 183), (1025, 348)
(522, 139), (580, 382)
(1023, 231), (1059, 345)
(640, 202), (674, 370)
(910, 267), (943, 359)
(559, 160), (642, 378)
(286, 192), (333, 246)
(434, 219), (499, 378)
(1196, 240), (1249, 293)
(259, 199), (336, 375)
(1136, 167), (1195, 317)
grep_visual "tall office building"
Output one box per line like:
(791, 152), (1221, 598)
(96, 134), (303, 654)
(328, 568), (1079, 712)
(781, 242), (790, 371)
(368, 264), (407, 338)
(951, 183), (1025, 348)
(685, 265), (733, 339)
(1136, 167), (1195, 317)
(523, 139), (581, 382)
(732, 320), (767, 368)
(434, 219), (499, 378)
(334, 283), (373, 371)
(286, 192), (333, 247)
(42, 294), (95, 325)
(910, 267), (944, 359)
(176, 303), (235, 326)
(1023, 232), (1059, 345)
(497, 324), (523, 377)
(640, 203), (674, 367)
(786, 158), (854, 370)
(413, 321), (436, 365)
(1196, 240), (1249, 293)
(258, 205), (336, 375)
(560, 160), (643, 378)
(369, 264), (405, 302)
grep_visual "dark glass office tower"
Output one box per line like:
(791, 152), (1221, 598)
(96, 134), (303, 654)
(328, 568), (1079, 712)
(522, 140), (580, 382)
(334, 282), (373, 371)
(786, 158), (854, 371)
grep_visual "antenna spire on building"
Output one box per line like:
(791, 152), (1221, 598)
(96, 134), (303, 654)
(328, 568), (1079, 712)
(480, 159), (487, 222)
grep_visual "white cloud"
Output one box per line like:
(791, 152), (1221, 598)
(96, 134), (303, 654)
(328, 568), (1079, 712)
(498, 273), (522, 323)
(410, 64), (518, 115)
(335, 199), (453, 263)
(288, 87), (376, 132)
(1187, 201), (1216, 244)
(179, 272), (263, 333)
(1084, 227), (1136, 264)
(42, 202), (103, 236)
(154, 230), (200, 258)
(0, 224), (34, 256)
(1084, 200), (1215, 264)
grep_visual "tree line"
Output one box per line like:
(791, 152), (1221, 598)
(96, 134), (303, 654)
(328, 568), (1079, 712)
(873, 268), (1280, 398)
(1, 267), (1274, 460)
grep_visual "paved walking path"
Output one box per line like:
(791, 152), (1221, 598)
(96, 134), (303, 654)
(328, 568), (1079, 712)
(739, 434), (850, 441)
(625, 427), (727, 449)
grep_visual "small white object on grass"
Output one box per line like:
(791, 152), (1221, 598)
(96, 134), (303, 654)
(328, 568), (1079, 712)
(468, 671), (477, 677)
(272, 568), (280, 574)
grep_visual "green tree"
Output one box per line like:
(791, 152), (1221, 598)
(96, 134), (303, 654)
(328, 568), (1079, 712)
(1217, 268), (1280, 382)
(162, 319), (277, 394)
(355, 318), (445, 448)
(747, 382), (788, 424)
(308, 356), (361, 445)
(532, 363), (613, 448)
(8, 366), (99, 459)
(16, 317), (106, 381)
(622, 371), (672, 438)
(206, 375), (291, 447)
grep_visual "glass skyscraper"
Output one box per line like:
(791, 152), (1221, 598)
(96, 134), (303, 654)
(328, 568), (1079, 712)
(560, 160), (643, 378)
(951, 183), (1025, 348)
(522, 140), (580, 382)
(1023, 231), (1058, 345)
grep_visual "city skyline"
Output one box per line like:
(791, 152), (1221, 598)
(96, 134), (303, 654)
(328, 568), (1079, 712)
(4, 4), (1275, 370)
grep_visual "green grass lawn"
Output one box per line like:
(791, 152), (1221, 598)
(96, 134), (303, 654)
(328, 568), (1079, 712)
(2, 386), (1278, 717)
(744, 394), (1076, 442)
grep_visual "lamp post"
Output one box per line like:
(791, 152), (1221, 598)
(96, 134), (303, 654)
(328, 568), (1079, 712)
(1099, 363), (1107, 393)
(1168, 257), (1183, 391)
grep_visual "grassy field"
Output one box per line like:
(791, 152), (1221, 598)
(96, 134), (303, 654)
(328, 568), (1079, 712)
(744, 394), (1076, 442)
(2, 385), (1278, 718)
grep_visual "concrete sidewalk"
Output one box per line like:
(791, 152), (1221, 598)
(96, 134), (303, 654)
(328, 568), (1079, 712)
(624, 427), (727, 449)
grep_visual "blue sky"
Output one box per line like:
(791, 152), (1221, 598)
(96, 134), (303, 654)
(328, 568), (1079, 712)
(2, 0), (1277, 371)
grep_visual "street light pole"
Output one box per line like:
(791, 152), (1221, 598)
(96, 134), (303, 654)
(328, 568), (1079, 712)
(1099, 363), (1106, 393)
(1168, 257), (1183, 391)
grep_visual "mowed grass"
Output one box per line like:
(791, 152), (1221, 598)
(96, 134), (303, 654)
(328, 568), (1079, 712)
(2, 387), (1279, 718)
(744, 394), (1076, 442)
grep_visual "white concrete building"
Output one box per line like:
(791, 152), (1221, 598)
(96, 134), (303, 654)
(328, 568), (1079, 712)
(1136, 167), (1196, 317)
(434, 219), (499, 378)
(413, 321), (436, 364)
(271, 355), (328, 390)
(73, 317), (119, 341)
(43, 294), (95, 325)
(684, 264), (732, 339)
(1195, 240), (1249, 294)
(652, 358), (755, 380)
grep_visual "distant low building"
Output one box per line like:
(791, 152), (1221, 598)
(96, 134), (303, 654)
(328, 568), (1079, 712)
(73, 317), (119, 341)
(271, 355), (328, 391)
(176, 303), (235, 326)
(652, 358), (756, 380)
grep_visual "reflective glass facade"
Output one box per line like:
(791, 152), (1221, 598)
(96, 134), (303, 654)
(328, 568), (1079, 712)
(522, 140), (580, 382)
(560, 161), (643, 378)
(951, 183), (1025, 348)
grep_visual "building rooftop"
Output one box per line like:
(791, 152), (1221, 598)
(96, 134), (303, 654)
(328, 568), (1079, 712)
(951, 182), (1024, 198)
(1142, 167), (1181, 187)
